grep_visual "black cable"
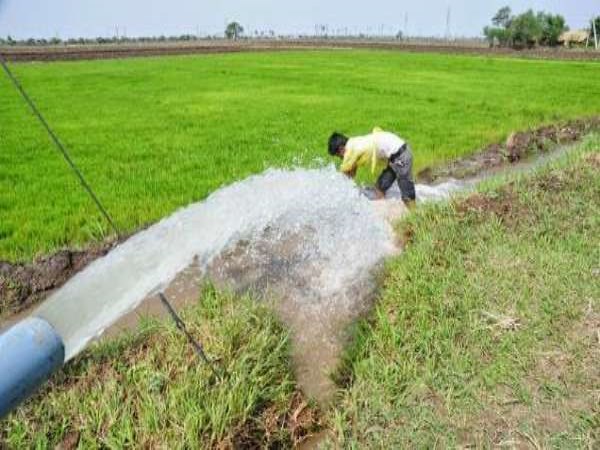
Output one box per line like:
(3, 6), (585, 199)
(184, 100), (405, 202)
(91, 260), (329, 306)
(158, 292), (221, 379)
(0, 53), (120, 237)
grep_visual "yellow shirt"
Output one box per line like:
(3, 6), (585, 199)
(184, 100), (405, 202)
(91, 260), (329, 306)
(340, 127), (405, 174)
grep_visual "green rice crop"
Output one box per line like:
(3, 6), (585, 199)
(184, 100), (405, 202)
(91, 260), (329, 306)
(1, 50), (599, 261)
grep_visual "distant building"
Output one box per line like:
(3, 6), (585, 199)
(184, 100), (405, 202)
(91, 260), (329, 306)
(558, 30), (589, 47)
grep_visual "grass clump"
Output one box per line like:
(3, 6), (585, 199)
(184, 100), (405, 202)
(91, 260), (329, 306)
(0, 286), (318, 448)
(329, 137), (600, 448)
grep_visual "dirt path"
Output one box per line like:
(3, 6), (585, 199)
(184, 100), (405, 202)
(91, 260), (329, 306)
(2, 40), (600, 62)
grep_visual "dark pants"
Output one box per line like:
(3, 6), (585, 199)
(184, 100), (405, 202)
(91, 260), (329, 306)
(376, 144), (416, 201)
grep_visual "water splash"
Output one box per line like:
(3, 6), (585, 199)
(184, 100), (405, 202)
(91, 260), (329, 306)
(33, 166), (464, 400)
(34, 167), (386, 358)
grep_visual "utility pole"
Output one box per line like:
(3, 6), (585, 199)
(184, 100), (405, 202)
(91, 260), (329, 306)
(445, 6), (451, 40)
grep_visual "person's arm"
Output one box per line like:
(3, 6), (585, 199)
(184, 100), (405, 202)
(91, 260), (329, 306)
(340, 148), (359, 177)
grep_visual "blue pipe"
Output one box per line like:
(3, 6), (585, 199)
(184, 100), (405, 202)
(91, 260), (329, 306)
(0, 317), (65, 418)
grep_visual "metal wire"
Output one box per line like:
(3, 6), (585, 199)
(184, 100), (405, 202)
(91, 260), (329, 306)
(158, 292), (221, 379)
(0, 53), (120, 237)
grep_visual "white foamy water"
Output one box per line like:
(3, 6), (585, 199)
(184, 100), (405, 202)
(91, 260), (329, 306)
(33, 168), (372, 359)
(415, 179), (468, 202)
(33, 166), (465, 364)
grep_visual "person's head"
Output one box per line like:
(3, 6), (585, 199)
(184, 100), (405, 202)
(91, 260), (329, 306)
(328, 132), (348, 158)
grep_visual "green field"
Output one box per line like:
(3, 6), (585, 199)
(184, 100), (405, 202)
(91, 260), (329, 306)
(3, 137), (598, 448)
(2, 50), (600, 262)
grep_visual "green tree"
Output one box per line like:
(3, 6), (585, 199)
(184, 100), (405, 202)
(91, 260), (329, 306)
(591, 16), (600, 42)
(509, 10), (542, 48)
(483, 26), (510, 47)
(492, 6), (512, 28)
(484, 6), (569, 49)
(485, 6), (513, 46)
(537, 12), (567, 46)
(225, 21), (244, 40)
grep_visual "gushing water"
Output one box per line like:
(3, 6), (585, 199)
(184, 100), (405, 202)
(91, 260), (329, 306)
(33, 166), (465, 400)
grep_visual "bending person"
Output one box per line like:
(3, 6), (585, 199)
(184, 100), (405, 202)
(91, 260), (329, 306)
(328, 127), (416, 208)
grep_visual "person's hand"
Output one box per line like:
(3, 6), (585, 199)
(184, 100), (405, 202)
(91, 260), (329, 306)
(344, 167), (357, 179)
(373, 188), (385, 200)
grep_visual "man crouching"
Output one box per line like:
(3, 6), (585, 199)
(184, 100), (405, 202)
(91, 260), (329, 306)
(328, 127), (416, 208)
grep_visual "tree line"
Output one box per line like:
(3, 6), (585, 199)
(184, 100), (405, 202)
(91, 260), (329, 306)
(484, 6), (598, 49)
(1, 13), (598, 48)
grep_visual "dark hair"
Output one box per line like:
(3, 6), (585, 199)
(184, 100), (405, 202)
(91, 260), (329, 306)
(328, 132), (348, 156)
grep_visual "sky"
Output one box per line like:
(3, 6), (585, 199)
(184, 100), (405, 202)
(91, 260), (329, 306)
(0, 0), (597, 40)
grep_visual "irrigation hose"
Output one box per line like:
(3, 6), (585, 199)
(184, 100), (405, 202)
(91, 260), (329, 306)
(158, 292), (222, 379)
(0, 53), (120, 237)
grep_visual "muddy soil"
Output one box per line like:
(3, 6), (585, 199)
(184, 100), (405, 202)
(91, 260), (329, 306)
(3, 39), (600, 63)
(417, 116), (600, 183)
(0, 243), (119, 320)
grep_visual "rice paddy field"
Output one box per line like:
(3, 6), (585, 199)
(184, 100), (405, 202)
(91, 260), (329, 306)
(2, 49), (600, 262)
(2, 47), (600, 448)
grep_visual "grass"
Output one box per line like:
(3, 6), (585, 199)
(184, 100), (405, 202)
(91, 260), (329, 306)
(1, 50), (600, 262)
(1, 136), (598, 448)
(0, 286), (319, 448)
(328, 136), (600, 448)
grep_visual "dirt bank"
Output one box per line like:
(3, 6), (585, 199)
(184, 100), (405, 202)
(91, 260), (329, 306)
(417, 116), (600, 183)
(0, 242), (116, 320)
(2, 39), (600, 63)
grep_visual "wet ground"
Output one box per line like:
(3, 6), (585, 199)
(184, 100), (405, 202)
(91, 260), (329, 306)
(206, 226), (394, 403)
